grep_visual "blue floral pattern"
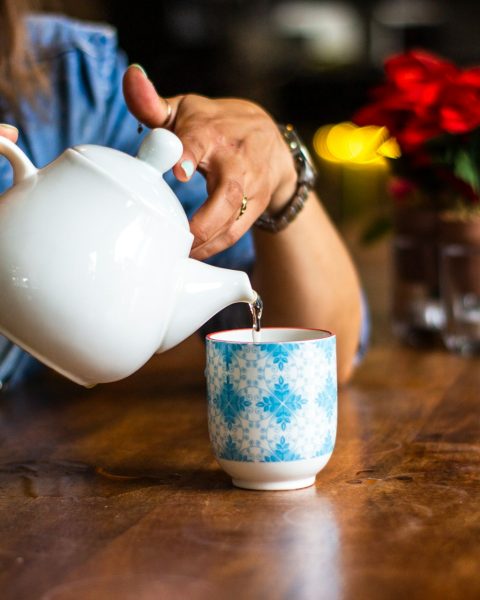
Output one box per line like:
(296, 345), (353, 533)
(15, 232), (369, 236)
(264, 436), (302, 462)
(206, 335), (337, 462)
(258, 343), (298, 370)
(316, 372), (337, 421)
(216, 377), (252, 430)
(257, 377), (306, 430)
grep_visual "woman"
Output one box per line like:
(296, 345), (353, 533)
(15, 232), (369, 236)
(0, 1), (365, 386)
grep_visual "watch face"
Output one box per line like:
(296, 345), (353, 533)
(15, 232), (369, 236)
(294, 134), (317, 183)
(303, 155), (317, 182)
(281, 125), (317, 185)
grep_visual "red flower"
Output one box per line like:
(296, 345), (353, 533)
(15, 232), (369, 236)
(395, 115), (442, 152)
(440, 68), (480, 133)
(388, 177), (417, 201)
(353, 49), (480, 210)
(354, 50), (459, 151)
(384, 50), (457, 109)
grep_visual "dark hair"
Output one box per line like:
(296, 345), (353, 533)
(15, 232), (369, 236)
(0, 0), (49, 119)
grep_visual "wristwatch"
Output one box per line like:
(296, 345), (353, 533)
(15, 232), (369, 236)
(255, 124), (317, 233)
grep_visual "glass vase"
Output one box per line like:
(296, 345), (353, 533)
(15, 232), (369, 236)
(439, 216), (480, 355)
(391, 206), (445, 345)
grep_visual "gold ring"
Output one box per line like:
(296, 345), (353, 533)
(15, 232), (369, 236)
(163, 97), (173, 127)
(237, 195), (248, 220)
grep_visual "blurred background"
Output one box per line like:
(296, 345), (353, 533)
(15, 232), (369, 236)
(40, 0), (480, 224)
(34, 0), (480, 343)
(53, 0), (480, 116)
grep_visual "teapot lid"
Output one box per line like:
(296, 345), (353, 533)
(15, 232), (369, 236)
(73, 143), (190, 232)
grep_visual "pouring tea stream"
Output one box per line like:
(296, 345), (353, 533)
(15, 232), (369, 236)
(0, 128), (258, 386)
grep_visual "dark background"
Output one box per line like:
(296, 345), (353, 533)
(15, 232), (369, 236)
(48, 0), (480, 222)
(55, 0), (480, 132)
(35, 0), (480, 226)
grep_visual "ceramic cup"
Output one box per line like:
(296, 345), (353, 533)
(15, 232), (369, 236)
(205, 328), (337, 491)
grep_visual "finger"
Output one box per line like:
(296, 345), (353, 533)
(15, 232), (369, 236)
(171, 131), (210, 182)
(189, 164), (247, 248)
(189, 196), (257, 260)
(122, 64), (182, 128)
(0, 123), (18, 143)
(190, 224), (247, 260)
(190, 174), (269, 259)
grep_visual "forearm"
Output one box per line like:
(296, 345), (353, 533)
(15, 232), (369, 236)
(252, 192), (362, 384)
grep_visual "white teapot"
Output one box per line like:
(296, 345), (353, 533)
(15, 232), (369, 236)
(0, 129), (256, 386)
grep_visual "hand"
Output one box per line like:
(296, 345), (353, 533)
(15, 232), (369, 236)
(123, 66), (296, 259)
(0, 124), (18, 143)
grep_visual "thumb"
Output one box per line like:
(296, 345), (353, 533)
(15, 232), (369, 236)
(123, 64), (180, 128)
(0, 123), (19, 143)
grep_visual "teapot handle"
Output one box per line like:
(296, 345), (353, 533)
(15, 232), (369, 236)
(0, 136), (37, 184)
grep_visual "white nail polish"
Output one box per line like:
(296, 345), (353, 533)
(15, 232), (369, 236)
(0, 123), (18, 131)
(181, 160), (195, 179)
(129, 63), (148, 78)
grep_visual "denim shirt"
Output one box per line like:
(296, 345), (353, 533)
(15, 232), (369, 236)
(0, 14), (368, 387)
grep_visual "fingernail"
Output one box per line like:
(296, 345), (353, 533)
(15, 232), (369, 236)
(130, 63), (148, 78)
(0, 123), (18, 131)
(181, 160), (195, 179)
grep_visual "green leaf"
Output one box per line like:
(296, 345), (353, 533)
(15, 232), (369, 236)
(360, 215), (392, 245)
(454, 150), (480, 193)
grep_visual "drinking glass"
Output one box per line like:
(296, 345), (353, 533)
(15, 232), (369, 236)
(392, 233), (444, 345)
(440, 244), (480, 355)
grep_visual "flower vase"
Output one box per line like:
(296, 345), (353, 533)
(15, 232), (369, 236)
(391, 206), (444, 345)
(439, 215), (480, 354)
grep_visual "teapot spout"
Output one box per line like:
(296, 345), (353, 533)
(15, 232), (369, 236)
(159, 258), (256, 353)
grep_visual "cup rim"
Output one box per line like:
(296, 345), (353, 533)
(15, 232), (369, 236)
(206, 326), (335, 345)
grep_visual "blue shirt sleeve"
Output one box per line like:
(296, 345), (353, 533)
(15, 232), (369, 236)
(355, 291), (371, 366)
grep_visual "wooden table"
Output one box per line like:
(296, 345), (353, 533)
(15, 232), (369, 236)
(1, 238), (479, 600)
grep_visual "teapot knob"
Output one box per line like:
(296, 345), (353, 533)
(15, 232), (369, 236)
(137, 128), (183, 174)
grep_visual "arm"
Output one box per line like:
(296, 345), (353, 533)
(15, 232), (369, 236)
(123, 67), (363, 383)
(252, 194), (362, 384)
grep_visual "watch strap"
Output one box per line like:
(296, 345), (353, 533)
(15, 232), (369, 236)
(254, 181), (310, 233)
(255, 124), (316, 233)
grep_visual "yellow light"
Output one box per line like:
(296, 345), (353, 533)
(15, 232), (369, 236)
(327, 122), (357, 161)
(312, 121), (399, 165)
(313, 124), (337, 161)
(349, 126), (389, 163)
(377, 137), (401, 159)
